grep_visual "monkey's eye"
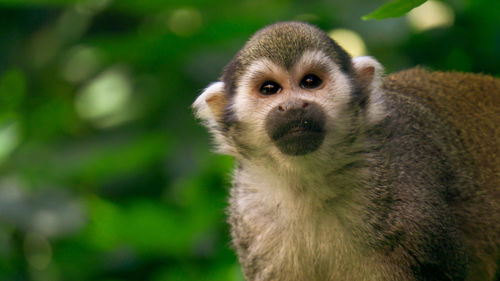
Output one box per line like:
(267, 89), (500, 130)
(300, 74), (322, 89)
(260, 81), (281, 95)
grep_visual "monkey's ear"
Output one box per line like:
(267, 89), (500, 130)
(192, 82), (227, 124)
(193, 82), (236, 156)
(352, 56), (384, 92)
(352, 56), (387, 123)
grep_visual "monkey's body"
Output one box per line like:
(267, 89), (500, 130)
(193, 22), (500, 280)
(228, 69), (499, 281)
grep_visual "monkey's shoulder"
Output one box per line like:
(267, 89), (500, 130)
(383, 67), (500, 116)
(383, 67), (499, 188)
(382, 67), (499, 140)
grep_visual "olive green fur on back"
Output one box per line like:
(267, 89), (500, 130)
(384, 68), (500, 278)
(384, 68), (499, 189)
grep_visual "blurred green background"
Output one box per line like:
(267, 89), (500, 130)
(0, 0), (498, 280)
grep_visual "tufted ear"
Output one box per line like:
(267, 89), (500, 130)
(192, 82), (227, 126)
(352, 56), (384, 92)
(193, 81), (237, 155)
(352, 56), (386, 123)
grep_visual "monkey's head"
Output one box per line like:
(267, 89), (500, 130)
(193, 22), (385, 164)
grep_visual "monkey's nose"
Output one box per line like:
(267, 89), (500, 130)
(277, 100), (310, 114)
(265, 99), (326, 156)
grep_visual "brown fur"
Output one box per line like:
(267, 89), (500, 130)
(385, 69), (500, 280)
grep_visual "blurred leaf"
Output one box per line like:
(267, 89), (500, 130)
(84, 197), (195, 256)
(0, 114), (21, 163)
(13, 132), (170, 189)
(362, 0), (427, 20)
(151, 262), (244, 281)
(0, 0), (81, 6)
(25, 96), (78, 140)
(77, 133), (169, 184)
(0, 68), (26, 110)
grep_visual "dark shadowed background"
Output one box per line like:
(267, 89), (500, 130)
(0, 0), (498, 280)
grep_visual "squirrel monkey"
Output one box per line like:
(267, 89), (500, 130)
(193, 22), (500, 281)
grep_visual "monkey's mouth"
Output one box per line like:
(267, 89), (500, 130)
(270, 119), (325, 156)
(271, 119), (323, 139)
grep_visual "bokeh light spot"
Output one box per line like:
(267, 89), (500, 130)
(23, 232), (52, 270)
(61, 45), (101, 83)
(75, 66), (135, 128)
(33, 210), (60, 238)
(328, 29), (367, 57)
(168, 8), (202, 37)
(0, 119), (20, 163)
(406, 0), (455, 32)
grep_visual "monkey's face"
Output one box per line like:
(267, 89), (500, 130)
(193, 22), (384, 163)
(231, 50), (355, 158)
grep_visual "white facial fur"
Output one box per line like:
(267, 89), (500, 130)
(230, 51), (360, 168)
(193, 51), (386, 171)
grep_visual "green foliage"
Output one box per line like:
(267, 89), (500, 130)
(363, 0), (427, 20)
(0, 0), (498, 280)
(0, 68), (26, 110)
